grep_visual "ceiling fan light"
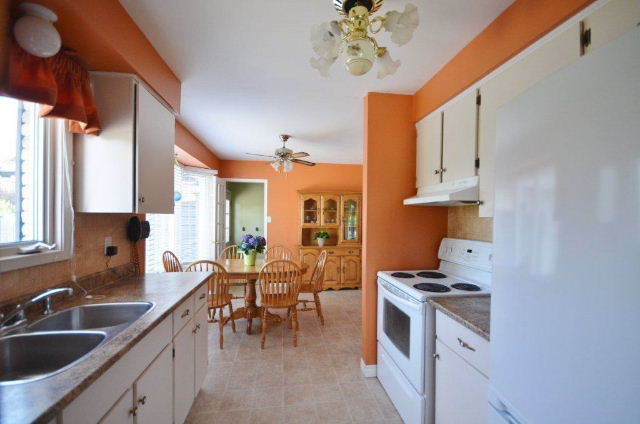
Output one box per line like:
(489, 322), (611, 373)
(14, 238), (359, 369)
(271, 160), (281, 172)
(284, 160), (294, 173)
(344, 38), (376, 76)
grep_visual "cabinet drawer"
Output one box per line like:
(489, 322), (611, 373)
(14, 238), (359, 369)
(436, 310), (490, 377)
(173, 294), (194, 335)
(194, 283), (207, 312)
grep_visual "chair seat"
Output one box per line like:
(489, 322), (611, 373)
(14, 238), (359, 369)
(299, 283), (318, 293)
(208, 293), (233, 308)
(261, 299), (298, 309)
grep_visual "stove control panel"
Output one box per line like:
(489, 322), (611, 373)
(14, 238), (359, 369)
(438, 238), (492, 271)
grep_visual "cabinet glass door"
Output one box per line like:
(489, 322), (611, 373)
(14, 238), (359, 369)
(341, 195), (361, 243)
(321, 195), (340, 226)
(301, 195), (320, 226)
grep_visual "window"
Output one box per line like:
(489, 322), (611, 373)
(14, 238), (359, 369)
(146, 165), (217, 273)
(0, 96), (73, 272)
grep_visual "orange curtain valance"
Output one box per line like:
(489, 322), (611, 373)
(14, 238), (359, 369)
(0, 40), (101, 135)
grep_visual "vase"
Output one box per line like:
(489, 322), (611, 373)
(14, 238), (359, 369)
(244, 250), (257, 266)
(317, 238), (326, 247)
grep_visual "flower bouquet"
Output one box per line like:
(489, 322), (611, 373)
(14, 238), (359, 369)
(239, 234), (266, 266)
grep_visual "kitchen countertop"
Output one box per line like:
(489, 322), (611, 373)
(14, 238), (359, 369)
(0, 272), (211, 424)
(429, 295), (491, 341)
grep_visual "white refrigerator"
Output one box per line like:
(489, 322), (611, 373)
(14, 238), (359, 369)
(490, 26), (640, 423)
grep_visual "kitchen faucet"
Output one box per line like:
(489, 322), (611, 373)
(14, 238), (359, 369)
(0, 287), (74, 333)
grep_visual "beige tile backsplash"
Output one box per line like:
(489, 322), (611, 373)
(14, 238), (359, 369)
(0, 213), (133, 304)
(447, 206), (493, 242)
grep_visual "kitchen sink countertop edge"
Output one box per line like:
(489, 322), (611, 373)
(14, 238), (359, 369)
(0, 272), (211, 424)
(429, 295), (491, 341)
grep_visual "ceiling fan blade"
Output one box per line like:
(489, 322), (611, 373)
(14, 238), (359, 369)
(246, 153), (277, 158)
(291, 159), (316, 166)
(290, 152), (309, 158)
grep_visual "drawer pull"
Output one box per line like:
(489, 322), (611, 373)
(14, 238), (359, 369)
(181, 309), (190, 318)
(138, 395), (147, 405)
(199, 293), (206, 300)
(328, 250), (335, 254)
(457, 337), (476, 352)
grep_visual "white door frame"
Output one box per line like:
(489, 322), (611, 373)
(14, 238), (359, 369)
(223, 178), (269, 242)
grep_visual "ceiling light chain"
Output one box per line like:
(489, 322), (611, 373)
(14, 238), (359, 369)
(310, 0), (418, 78)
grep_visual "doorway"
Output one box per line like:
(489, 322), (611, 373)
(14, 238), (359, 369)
(223, 179), (268, 254)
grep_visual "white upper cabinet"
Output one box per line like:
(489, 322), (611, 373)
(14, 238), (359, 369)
(442, 90), (478, 183)
(416, 110), (443, 190)
(478, 23), (581, 217)
(74, 73), (175, 214)
(582, 0), (640, 54)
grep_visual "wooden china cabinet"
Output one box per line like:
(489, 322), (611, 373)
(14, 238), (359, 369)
(298, 190), (362, 290)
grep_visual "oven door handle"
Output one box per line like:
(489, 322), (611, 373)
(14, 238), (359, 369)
(379, 280), (423, 311)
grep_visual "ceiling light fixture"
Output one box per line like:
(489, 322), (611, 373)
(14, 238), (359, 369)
(247, 135), (316, 173)
(13, 2), (62, 58)
(310, 0), (418, 78)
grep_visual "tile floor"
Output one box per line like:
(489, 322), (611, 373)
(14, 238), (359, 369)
(186, 289), (402, 423)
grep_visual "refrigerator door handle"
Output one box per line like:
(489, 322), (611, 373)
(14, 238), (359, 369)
(491, 403), (521, 424)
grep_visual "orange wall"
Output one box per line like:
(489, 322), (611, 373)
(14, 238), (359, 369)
(175, 123), (222, 170)
(362, 93), (448, 365)
(15, 0), (181, 111)
(218, 160), (363, 254)
(414, 0), (596, 121)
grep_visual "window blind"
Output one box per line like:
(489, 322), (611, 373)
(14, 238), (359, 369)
(146, 165), (216, 273)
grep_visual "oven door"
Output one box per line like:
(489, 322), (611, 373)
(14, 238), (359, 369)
(377, 278), (426, 393)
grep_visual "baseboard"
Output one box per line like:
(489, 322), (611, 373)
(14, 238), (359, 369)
(360, 358), (377, 378)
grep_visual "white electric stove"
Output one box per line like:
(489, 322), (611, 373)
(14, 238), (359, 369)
(376, 238), (492, 424)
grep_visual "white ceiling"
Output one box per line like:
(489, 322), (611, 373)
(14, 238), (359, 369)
(120, 0), (513, 164)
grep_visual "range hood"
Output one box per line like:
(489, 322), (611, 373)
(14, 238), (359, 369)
(404, 176), (480, 206)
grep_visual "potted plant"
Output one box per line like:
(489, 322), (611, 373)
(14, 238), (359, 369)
(315, 231), (330, 247)
(239, 234), (266, 266)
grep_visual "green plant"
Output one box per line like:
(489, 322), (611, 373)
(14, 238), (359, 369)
(315, 231), (330, 239)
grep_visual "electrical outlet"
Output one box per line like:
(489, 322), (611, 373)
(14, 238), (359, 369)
(104, 237), (112, 255)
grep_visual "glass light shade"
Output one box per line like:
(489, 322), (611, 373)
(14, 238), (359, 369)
(377, 50), (400, 79)
(284, 160), (294, 173)
(271, 160), (281, 172)
(344, 38), (376, 76)
(384, 3), (419, 47)
(13, 4), (61, 58)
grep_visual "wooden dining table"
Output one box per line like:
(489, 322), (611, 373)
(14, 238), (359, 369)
(218, 258), (308, 334)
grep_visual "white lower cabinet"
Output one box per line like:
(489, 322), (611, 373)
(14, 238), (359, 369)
(135, 344), (174, 423)
(174, 320), (196, 424)
(63, 284), (210, 424)
(194, 303), (209, 394)
(100, 388), (134, 424)
(435, 311), (489, 424)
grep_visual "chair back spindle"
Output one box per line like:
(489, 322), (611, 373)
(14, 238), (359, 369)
(162, 251), (183, 272)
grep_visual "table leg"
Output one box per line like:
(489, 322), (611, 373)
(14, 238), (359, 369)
(245, 278), (258, 334)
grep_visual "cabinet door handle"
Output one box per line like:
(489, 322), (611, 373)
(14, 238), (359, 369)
(193, 323), (201, 334)
(441, 167), (447, 173)
(129, 406), (138, 417)
(181, 309), (190, 318)
(138, 395), (147, 405)
(433, 353), (440, 360)
(457, 337), (476, 352)
(434, 169), (441, 175)
(138, 196), (145, 203)
(199, 293), (206, 300)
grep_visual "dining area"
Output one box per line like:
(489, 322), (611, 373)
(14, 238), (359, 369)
(161, 238), (328, 350)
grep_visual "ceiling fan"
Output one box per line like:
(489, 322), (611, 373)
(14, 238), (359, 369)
(246, 135), (316, 173)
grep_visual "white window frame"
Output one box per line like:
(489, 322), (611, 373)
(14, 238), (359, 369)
(0, 118), (73, 272)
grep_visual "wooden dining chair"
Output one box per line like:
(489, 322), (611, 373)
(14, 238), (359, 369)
(297, 250), (328, 325)
(218, 245), (247, 300)
(185, 260), (236, 349)
(162, 251), (183, 272)
(265, 245), (293, 261)
(258, 260), (302, 349)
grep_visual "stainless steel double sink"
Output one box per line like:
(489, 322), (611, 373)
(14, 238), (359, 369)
(0, 302), (154, 385)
